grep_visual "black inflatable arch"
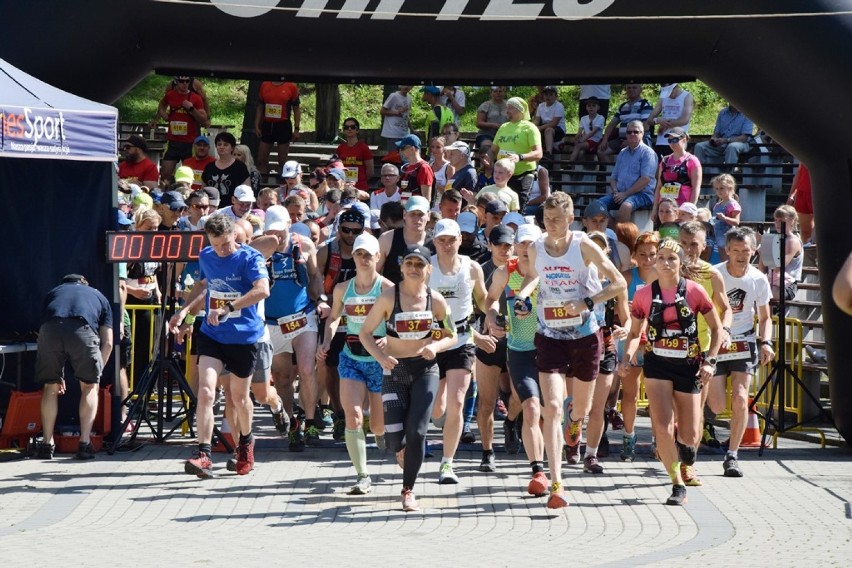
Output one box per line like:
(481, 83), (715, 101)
(4, 0), (852, 442)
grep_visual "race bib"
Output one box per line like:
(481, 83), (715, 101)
(170, 120), (188, 136)
(717, 336), (751, 362)
(209, 290), (241, 318)
(277, 312), (309, 341)
(541, 299), (582, 329)
(400, 191), (412, 202)
(193, 170), (203, 183)
(660, 182), (681, 200)
(652, 337), (688, 359)
(497, 150), (516, 161)
(345, 167), (359, 184)
(264, 103), (283, 119)
(393, 311), (432, 340)
(344, 297), (376, 325)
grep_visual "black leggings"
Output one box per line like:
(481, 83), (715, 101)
(382, 356), (439, 488)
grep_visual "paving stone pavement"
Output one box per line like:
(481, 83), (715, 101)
(1, 416), (850, 567)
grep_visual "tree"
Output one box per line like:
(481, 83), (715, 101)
(315, 83), (340, 143)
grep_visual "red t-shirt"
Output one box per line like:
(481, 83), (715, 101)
(118, 158), (159, 185)
(258, 82), (300, 123)
(401, 160), (435, 198)
(336, 141), (374, 191)
(630, 279), (714, 333)
(182, 155), (216, 190)
(163, 90), (205, 143)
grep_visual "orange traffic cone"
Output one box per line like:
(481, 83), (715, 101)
(740, 398), (763, 448)
(213, 411), (235, 453)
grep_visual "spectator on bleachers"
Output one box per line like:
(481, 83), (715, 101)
(650, 127), (701, 220)
(201, 132), (250, 201)
(234, 144), (261, 195)
(598, 120), (658, 224)
(598, 84), (654, 163)
(693, 104), (754, 170)
(182, 135), (216, 190)
(439, 86), (466, 124)
(476, 86), (509, 147)
(579, 85), (611, 120)
(760, 204), (803, 300)
(255, 80), (301, 175)
(528, 86), (546, 118)
(380, 85), (412, 151)
(151, 75), (208, 181)
(422, 86), (455, 142)
(445, 141), (477, 195)
(534, 86), (566, 163)
(475, 141), (494, 191)
(710, 174), (742, 261)
(787, 163), (814, 244)
(371, 163), (402, 213)
(441, 123), (461, 145)
(491, 97), (542, 211)
(476, 158), (521, 212)
(568, 97), (605, 164)
(645, 83), (694, 156)
(119, 135), (160, 188)
(524, 165), (550, 217)
(337, 117), (375, 192)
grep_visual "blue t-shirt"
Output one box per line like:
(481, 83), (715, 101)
(42, 282), (112, 332)
(612, 143), (658, 198)
(199, 245), (269, 344)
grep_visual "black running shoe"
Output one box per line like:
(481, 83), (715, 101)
(666, 484), (688, 506)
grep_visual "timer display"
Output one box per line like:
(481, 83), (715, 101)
(106, 231), (206, 262)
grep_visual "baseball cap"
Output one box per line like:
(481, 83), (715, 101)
(543, 85), (558, 93)
(489, 224), (515, 245)
(353, 233), (380, 256)
(290, 222), (312, 239)
(327, 168), (346, 182)
(175, 166), (194, 184)
(585, 96), (601, 105)
(405, 195), (430, 214)
(679, 202), (698, 215)
(433, 219), (461, 239)
(133, 192), (153, 208)
(202, 186), (220, 206)
(665, 127), (688, 140)
(395, 134), (422, 150)
(445, 141), (470, 157)
(421, 86), (441, 95)
(503, 212), (526, 227)
(194, 135), (210, 145)
(160, 191), (186, 211)
(403, 244), (432, 265)
(264, 205), (289, 231)
(281, 160), (300, 179)
(234, 185), (255, 202)
(516, 224), (542, 243)
(485, 200), (508, 215)
(457, 211), (479, 234)
(584, 199), (609, 219)
(125, 135), (147, 152)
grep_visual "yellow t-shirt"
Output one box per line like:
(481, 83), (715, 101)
(476, 185), (520, 212)
(493, 120), (541, 176)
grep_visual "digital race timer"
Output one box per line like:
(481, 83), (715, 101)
(106, 231), (207, 262)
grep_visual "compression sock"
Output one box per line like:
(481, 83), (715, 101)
(238, 432), (253, 445)
(199, 443), (212, 455)
(531, 461), (545, 474)
(345, 428), (368, 476)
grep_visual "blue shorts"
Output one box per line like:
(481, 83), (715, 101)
(338, 350), (383, 394)
(598, 192), (654, 212)
(616, 338), (645, 367)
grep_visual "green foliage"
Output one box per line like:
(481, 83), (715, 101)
(115, 76), (731, 140)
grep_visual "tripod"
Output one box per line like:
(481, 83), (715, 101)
(749, 222), (829, 456)
(109, 263), (232, 454)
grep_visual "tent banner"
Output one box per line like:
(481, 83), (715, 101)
(0, 105), (116, 161)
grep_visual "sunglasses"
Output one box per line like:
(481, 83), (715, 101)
(667, 136), (684, 143)
(342, 125), (358, 130)
(339, 226), (364, 235)
(382, 173), (398, 177)
(626, 130), (642, 135)
(176, 78), (191, 84)
(192, 204), (210, 210)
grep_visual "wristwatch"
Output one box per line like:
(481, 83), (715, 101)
(705, 356), (718, 366)
(317, 294), (329, 304)
(583, 297), (595, 311)
(225, 301), (235, 313)
(760, 340), (774, 348)
(723, 326), (732, 335)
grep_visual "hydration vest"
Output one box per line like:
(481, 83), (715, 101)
(646, 278), (701, 359)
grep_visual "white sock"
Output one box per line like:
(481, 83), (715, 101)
(586, 446), (598, 458)
(441, 457), (453, 466)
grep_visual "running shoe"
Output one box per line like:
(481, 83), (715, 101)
(504, 419), (520, 455)
(723, 454), (744, 478)
(375, 434), (386, 451)
(620, 434), (636, 462)
(666, 484), (688, 506)
(680, 463), (703, 486)
(460, 423), (476, 444)
(226, 454), (237, 472)
(349, 474), (373, 495)
(401, 487), (419, 512)
(37, 442), (54, 459)
(494, 399), (508, 421)
(304, 424), (321, 446)
(583, 455), (604, 474)
(598, 435), (610, 458)
(607, 408), (624, 430)
(701, 422), (724, 453)
(74, 441), (96, 460)
(332, 418), (346, 441)
(479, 451), (496, 473)
(271, 397), (290, 435)
(527, 472), (548, 497)
(564, 418), (583, 448)
(184, 450), (214, 478)
(235, 438), (255, 475)
(565, 443), (581, 465)
(546, 482), (569, 509)
(361, 414), (371, 436)
(316, 406), (334, 432)
(438, 462), (460, 484)
(288, 418), (305, 452)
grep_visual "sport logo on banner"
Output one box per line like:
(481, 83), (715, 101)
(0, 107), (69, 155)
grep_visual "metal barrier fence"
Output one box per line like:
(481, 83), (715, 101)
(125, 304), (193, 390)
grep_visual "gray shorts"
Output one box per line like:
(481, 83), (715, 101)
(715, 338), (758, 376)
(35, 318), (104, 384)
(251, 339), (273, 384)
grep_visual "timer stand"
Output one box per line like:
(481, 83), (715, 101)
(106, 232), (231, 454)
